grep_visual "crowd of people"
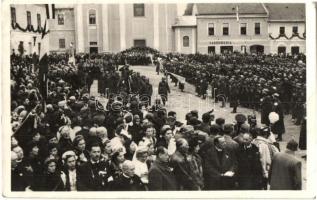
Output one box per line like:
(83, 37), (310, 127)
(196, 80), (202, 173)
(162, 53), (306, 124)
(10, 48), (305, 191)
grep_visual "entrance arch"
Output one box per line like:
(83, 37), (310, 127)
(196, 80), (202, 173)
(250, 45), (264, 54)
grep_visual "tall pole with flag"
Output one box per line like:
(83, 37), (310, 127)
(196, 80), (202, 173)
(39, 4), (55, 112)
(236, 5), (239, 22)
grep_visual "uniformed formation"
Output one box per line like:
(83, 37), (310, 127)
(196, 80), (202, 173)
(10, 47), (305, 191)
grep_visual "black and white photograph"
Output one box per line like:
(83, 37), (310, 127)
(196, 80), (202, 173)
(2, 1), (317, 198)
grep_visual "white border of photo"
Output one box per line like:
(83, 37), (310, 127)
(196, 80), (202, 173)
(1, 0), (316, 199)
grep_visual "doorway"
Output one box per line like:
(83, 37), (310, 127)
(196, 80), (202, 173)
(220, 46), (233, 54)
(90, 47), (98, 54)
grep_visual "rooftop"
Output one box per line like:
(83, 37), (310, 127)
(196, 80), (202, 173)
(172, 16), (197, 27)
(265, 3), (305, 21)
(186, 3), (267, 16)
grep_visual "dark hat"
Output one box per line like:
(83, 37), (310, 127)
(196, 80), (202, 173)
(190, 110), (199, 118)
(235, 114), (247, 124)
(223, 124), (234, 134)
(188, 117), (201, 126)
(240, 123), (250, 133)
(286, 139), (298, 151)
(124, 113), (133, 124)
(210, 124), (221, 135)
(180, 125), (194, 135)
(166, 116), (176, 125)
(215, 118), (225, 126)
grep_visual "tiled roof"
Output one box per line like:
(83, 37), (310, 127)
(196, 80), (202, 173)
(194, 3), (267, 15)
(172, 16), (197, 27)
(265, 3), (305, 21)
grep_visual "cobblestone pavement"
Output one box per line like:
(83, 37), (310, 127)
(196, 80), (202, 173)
(90, 65), (306, 189)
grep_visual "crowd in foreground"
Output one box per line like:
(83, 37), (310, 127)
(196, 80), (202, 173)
(10, 49), (305, 191)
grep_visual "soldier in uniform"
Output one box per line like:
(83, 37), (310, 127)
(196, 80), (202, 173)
(229, 81), (239, 113)
(200, 74), (209, 99)
(261, 89), (273, 126)
(158, 77), (170, 106)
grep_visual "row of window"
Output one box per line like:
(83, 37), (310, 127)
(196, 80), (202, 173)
(279, 26), (298, 35)
(57, 4), (144, 26)
(207, 23), (299, 36)
(208, 22), (261, 36)
(59, 12), (96, 25)
(207, 45), (300, 55)
(11, 7), (41, 27)
(59, 39), (147, 50)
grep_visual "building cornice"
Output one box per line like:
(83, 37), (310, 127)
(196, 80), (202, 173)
(268, 20), (305, 23)
(172, 25), (197, 28)
(196, 14), (268, 19)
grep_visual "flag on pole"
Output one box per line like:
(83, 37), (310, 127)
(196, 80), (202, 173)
(39, 4), (54, 105)
(236, 5), (239, 21)
(45, 4), (55, 20)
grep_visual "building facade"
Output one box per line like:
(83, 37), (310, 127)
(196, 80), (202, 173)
(10, 4), (47, 56)
(10, 3), (306, 56)
(49, 6), (75, 54)
(266, 4), (306, 54)
(176, 3), (305, 55)
(74, 4), (178, 54)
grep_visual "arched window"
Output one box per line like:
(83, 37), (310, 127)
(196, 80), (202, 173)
(183, 36), (189, 47)
(89, 9), (96, 25)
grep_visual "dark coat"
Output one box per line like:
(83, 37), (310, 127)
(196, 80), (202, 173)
(11, 160), (34, 191)
(261, 95), (273, 126)
(229, 85), (239, 108)
(77, 160), (111, 191)
(236, 144), (263, 190)
(271, 101), (285, 135)
(196, 122), (211, 135)
(158, 81), (170, 96)
(199, 144), (237, 190)
(111, 174), (145, 191)
(224, 135), (239, 157)
(129, 124), (143, 144)
(170, 151), (200, 190)
(148, 160), (178, 191)
(37, 172), (64, 191)
(269, 151), (302, 190)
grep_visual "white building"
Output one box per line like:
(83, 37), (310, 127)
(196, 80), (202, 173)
(49, 5), (76, 54)
(10, 4), (305, 56)
(10, 4), (47, 56)
(174, 3), (305, 55)
(266, 4), (306, 54)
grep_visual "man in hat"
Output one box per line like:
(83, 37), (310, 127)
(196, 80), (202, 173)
(269, 139), (302, 190)
(158, 77), (170, 106)
(271, 93), (285, 141)
(261, 89), (273, 126)
(229, 83), (239, 113)
(196, 112), (212, 135)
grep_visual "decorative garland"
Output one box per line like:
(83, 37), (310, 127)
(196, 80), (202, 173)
(269, 32), (306, 40)
(11, 21), (49, 39)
